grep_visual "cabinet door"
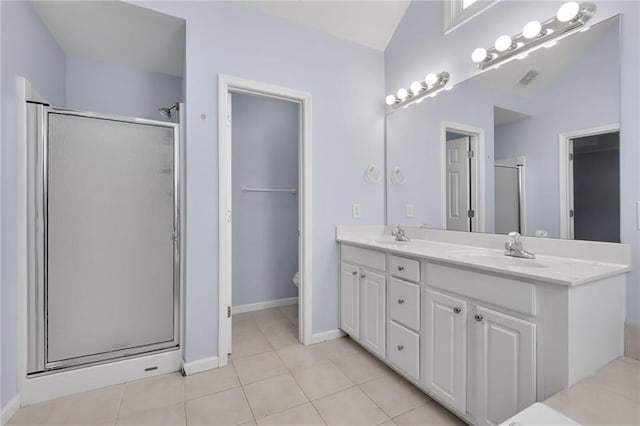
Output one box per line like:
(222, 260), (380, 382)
(340, 263), (360, 339)
(424, 289), (467, 413)
(475, 305), (536, 426)
(360, 269), (386, 358)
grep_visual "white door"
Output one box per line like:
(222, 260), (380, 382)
(446, 137), (471, 231)
(475, 306), (536, 426)
(340, 262), (360, 339)
(494, 165), (521, 235)
(360, 269), (386, 357)
(424, 289), (467, 413)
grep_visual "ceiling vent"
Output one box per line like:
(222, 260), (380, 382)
(518, 70), (540, 87)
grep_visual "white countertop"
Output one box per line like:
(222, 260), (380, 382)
(337, 231), (630, 286)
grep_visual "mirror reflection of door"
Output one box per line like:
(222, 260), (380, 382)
(569, 131), (620, 242)
(494, 158), (524, 235)
(446, 134), (472, 231)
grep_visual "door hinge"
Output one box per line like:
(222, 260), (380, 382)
(569, 153), (574, 161)
(569, 209), (574, 218)
(467, 150), (474, 159)
(468, 209), (475, 218)
(227, 306), (231, 318)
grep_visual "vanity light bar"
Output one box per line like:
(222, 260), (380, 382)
(471, 1), (596, 70)
(385, 71), (450, 109)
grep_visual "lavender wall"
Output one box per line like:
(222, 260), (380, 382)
(494, 22), (619, 237)
(385, 1), (639, 324)
(66, 56), (182, 121)
(231, 93), (299, 306)
(135, 1), (386, 363)
(1, 1), (67, 408)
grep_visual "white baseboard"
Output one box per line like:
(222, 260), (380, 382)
(182, 356), (219, 376)
(1, 394), (20, 425)
(232, 297), (298, 314)
(308, 329), (346, 345)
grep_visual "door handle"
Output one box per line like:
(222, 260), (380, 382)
(453, 307), (462, 314)
(360, 274), (366, 279)
(475, 314), (484, 322)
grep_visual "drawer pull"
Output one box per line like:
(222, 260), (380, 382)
(475, 314), (484, 322)
(453, 307), (462, 314)
(397, 265), (405, 271)
(397, 298), (405, 304)
(360, 274), (366, 279)
(397, 344), (404, 351)
(352, 271), (358, 276)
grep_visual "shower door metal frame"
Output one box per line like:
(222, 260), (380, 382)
(27, 104), (182, 375)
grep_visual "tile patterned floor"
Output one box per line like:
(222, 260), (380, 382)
(8, 306), (640, 425)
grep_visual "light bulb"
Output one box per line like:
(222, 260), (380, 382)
(522, 21), (542, 39)
(425, 73), (439, 86)
(495, 35), (513, 52)
(471, 47), (488, 63)
(557, 1), (579, 22)
(396, 88), (408, 100)
(385, 95), (396, 105)
(410, 81), (423, 94)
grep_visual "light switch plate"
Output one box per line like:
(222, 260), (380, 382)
(352, 203), (361, 219)
(406, 203), (414, 218)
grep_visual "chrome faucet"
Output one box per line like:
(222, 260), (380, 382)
(392, 225), (411, 242)
(504, 232), (535, 259)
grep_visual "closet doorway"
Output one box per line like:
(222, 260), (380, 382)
(218, 75), (312, 367)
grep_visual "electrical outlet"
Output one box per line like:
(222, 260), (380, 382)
(406, 203), (414, 218)
(352, 203), (361, 219)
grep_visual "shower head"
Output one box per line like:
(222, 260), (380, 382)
(158, 103), (178, 119)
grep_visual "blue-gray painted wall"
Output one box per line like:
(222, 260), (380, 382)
(231, 93), (299, 306)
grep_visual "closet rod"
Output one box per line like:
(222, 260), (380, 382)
(241, 186), (297, 194)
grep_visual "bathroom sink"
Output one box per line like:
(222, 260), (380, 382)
(448, 250), (559, 269)
(374, 237), (411, 246)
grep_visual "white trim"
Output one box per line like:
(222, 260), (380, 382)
(308, 329), (346, 345)
(232, 297), (298, 314)
(218, 74), (313, 369)
(1, 395), (20, 425)
(440, 121), (486, 232)
(22, 350), (181, 406)
(182, 356), (219, 376)
(443, 0), (497, 34)
(495, 156), (527, 235)
(558, 123), (619, 239)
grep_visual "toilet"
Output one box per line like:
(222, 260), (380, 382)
(292, 272), (299, 288)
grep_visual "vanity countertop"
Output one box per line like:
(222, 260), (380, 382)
(337, 232), (630, 287)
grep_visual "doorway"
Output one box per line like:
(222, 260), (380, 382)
(218, 75), (312, 368)
(559, 124), (620, 241)
(441, 122), (485, 232)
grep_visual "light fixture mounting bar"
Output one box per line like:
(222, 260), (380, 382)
(389, 71), (450, 109)
(475, 2), (596, 70)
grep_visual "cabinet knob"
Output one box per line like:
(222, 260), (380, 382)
(397, 345), (404, 351)
(397, 265), (405, 271)
(475, 314), (484, 322)
(453, 307), (462, 314)
(352, 271), (358, 276)
(397, 298), (405, 304)
(360, 274), (366, 279)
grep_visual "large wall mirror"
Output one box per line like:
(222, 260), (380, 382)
(386, 15), (620, 242)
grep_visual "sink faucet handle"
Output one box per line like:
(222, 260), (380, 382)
(392, 225), (401, 236)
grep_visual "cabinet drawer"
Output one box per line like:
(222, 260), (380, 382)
(390, 255), (420, 282)
(389, 278), (420, 331)
(342, 244), (386, 272)
(426, 263), (536, 316)
(388, 321), (420, 381)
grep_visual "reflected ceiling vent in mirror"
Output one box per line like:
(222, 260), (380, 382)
(385, 71), (450, 109)
(470, 2), (596, 70)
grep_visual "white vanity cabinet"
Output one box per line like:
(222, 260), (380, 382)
(340, 245), (386, 358)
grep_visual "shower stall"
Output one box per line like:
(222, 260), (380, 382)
(26, 103), (181, 375)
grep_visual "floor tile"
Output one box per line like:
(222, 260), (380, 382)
(253, 308), (289, 329)
(277, 345), (327, 371)
(7, 400), (57, 426)
(393, 402), (466, 425)
(260, 322), (300, 350)
(119, 373), (184, 418)
(256, 403), (324, 426)
(312, 386), (389, 426)
(47, 384), (123, 425)
(359, 375), (430, 418)
(292, 362), (353, 400)
(185, 365), (240, 400)
(332, 350), (391, 384)
(231, 329), (273, 360)
(545, 376), (640, 425)
(279, 305), (298, 327)
(312, 337), (363, 361)
(243, 374), (308, 419)
(233, 351), (288, 385)
(589, 358), (640, 402)
(379, 421), (397, 426)
(186, 387), (253, 426)
(116, 402), (185, 426)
